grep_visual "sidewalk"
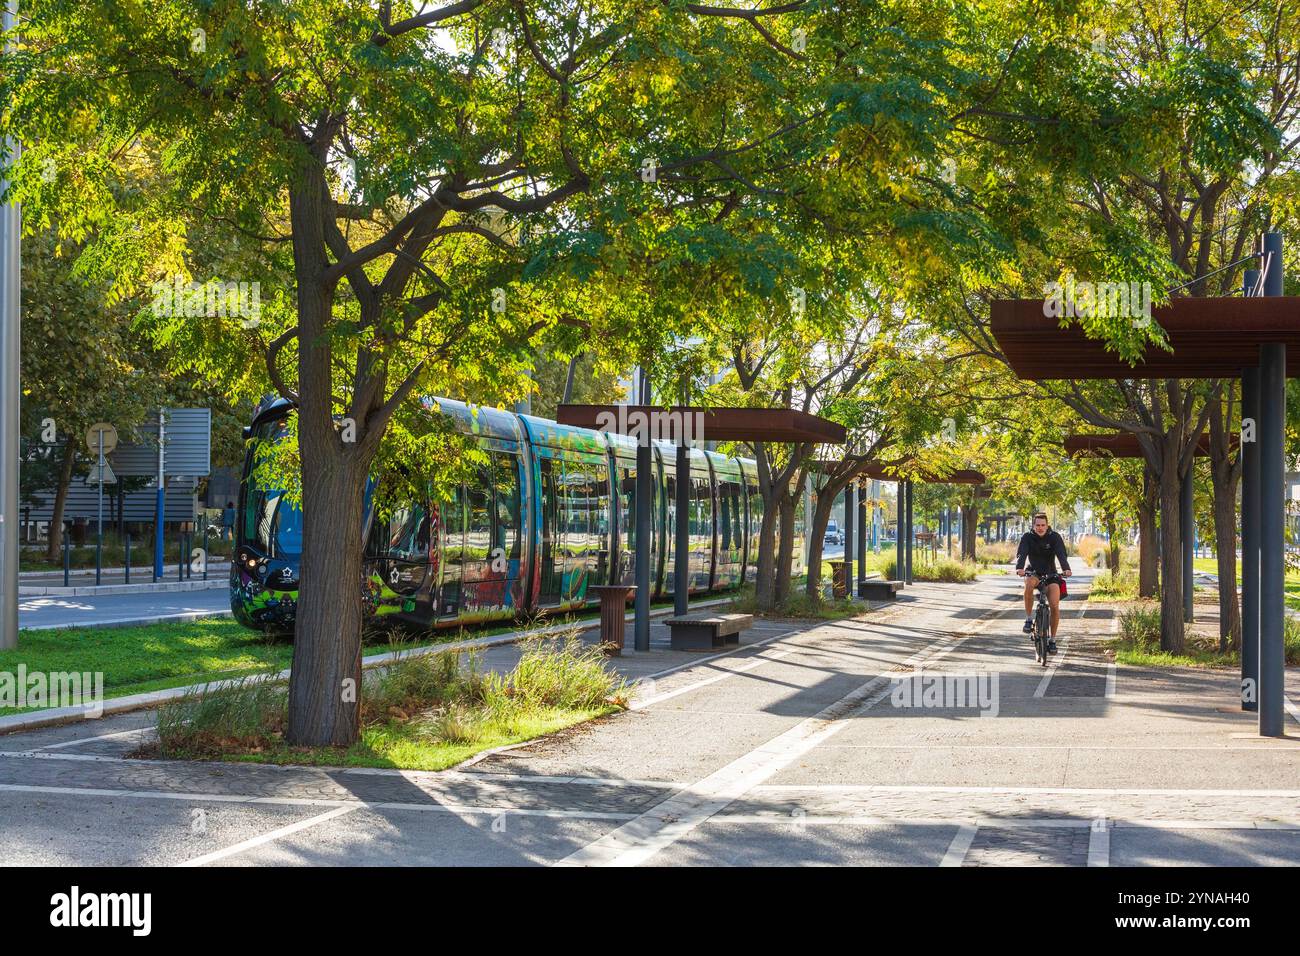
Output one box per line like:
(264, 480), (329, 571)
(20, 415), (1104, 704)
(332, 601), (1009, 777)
(1, 572), (1296, 867)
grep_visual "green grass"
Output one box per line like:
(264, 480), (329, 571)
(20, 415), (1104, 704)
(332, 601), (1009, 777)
(1106, 603), (1300, 668)
(1188, 557), (1300, 612)
(0, 618), (464, 713)
(150, 634), (628, 771)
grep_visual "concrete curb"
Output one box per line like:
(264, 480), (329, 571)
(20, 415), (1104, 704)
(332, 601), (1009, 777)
(20, 579), (228, 596)
(22, 609), (236, 632)
(0, 598), (732, 735)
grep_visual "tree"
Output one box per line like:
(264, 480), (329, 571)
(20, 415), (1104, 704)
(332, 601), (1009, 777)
(13, 0), (997, 744)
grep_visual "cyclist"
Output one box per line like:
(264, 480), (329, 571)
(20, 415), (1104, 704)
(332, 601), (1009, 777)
(1015, 513), (1072, 653)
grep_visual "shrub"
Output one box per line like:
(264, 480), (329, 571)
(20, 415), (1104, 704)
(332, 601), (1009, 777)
(1090, 567), (1140, 600)
(157, 630), (627, 758)
(485, 634), (628, 711)
(156, 672), (286, 755)
(915, 556), (979, 582)
(1286, 616), (1300, 666)
(1118, 604), (1161, 649)
(976, 541), (1017, 566)
(1074, 535), (1109, 568)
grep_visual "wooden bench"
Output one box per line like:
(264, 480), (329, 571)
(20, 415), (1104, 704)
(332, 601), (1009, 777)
(858, 579), (904, 600)
(665, 612), (754, 651)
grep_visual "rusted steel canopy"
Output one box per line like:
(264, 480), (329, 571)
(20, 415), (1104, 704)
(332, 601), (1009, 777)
(855, 462), (986, 484)
(1064, 433), (1230, 458)
(991, 297), (1300, 380)
(809, 458), (986, 483)
(556, 404), (846, 444)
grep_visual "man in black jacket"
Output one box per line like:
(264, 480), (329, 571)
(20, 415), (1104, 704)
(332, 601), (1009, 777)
(1015, 513), (1072, 653)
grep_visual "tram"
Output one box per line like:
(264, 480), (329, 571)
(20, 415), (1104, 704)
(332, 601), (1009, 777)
(231, 396), (806, 631)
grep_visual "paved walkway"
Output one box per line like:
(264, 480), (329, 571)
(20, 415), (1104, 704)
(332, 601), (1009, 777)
(1, 570), (1297, 866)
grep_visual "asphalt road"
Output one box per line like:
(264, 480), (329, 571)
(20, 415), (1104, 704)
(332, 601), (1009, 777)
(18, 588), (232, 630)
(2, 569), (1298, 866)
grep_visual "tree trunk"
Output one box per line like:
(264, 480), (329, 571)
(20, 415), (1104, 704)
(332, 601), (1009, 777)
(1157, 452), (1185, 654)
(44, 440), (76, 561)
(285, 166), (369, 748)
(775, 492), (795, 605)
(1138, 468), (1158, 598)
(753, 495), (780, 611)
(804, 485), (836, 598)
(961, 503), (978, 561)
(1104, 514), (1120, 570)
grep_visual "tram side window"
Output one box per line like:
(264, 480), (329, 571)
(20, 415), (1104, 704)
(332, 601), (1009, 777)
(562, 460), (590, 563)
(442, 485), (467, 578)
(466, 475), (492, 565)
(492, 453), (521, 566)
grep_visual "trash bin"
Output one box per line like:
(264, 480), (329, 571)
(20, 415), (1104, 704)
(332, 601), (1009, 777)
(589, 585), (636, 655)
(828, 560), (847, 599)
(71, 516), (88, 547)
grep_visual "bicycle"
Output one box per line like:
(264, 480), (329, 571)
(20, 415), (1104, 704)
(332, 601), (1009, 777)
(1026, 573), (1064, 666)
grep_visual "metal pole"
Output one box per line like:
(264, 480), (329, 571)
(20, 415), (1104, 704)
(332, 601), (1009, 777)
(1181, 459), (1194, 622)
(904, 480), (914, 584)
(96, 429), (104, 587)
(0, 0), (21, 650)
(856, 479), (867, 592)
(125, 532), (131, 585)
(870, 479), (879, 551)
(843, 480), (854, 597)
(1241, 271), (1260, 713)
(153, 408), (165, 580)
(894, 483), (904, 583)
(1259, 341), (1285, 737)
(634, 373), (652, 651)
(62, 525), (69, 587)
(674, 443), (689, 617)
(1258, 231), (1285, 736)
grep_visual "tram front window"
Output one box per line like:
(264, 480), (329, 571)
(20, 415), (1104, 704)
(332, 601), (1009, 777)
(244, 486), (303, 559)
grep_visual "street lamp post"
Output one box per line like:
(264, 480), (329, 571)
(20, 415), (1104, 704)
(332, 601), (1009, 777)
(0, 0), (23, 650)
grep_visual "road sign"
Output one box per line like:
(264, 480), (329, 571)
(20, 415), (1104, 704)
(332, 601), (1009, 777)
(85, 422), (118, 456)
(85, 460), (116, 485)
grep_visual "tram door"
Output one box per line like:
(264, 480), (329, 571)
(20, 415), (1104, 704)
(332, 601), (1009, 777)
(436, 486), (466, 617)
(538, 457), (563, 606)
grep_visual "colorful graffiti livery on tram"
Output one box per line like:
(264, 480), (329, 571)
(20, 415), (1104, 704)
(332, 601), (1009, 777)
(231, 397), (806, 631)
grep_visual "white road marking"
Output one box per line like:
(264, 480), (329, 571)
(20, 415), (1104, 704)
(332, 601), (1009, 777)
(1034, 638), (1069, 698)
(1285, 696), (1300, 728)
(179, 805), (361, 867)
(0, 782), (640, 820)
(37, 725), (155, 750)
(940, 824), (978, 866)
(705, 814), (1300, 830)
(754, 782), (1300, 797)
(630, 646), (798, 710)
(1105, 664), (1117, 699)
(556, 610), (1011, 867)
(633, 627), (798, 685)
